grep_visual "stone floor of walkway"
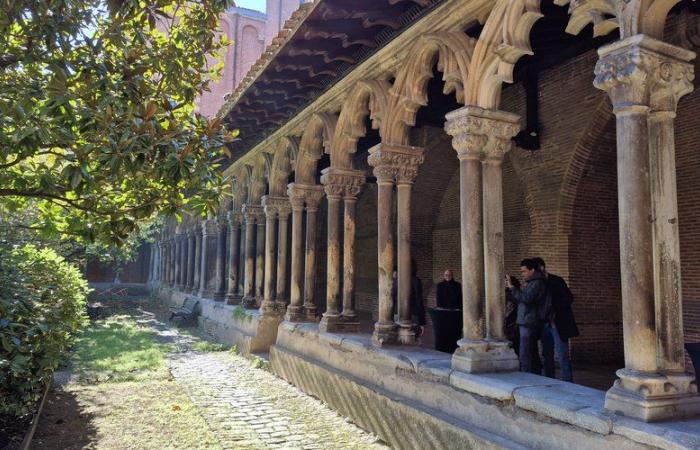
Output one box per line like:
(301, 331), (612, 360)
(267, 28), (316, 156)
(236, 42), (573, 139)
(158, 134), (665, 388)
(33, 297), (385, 450)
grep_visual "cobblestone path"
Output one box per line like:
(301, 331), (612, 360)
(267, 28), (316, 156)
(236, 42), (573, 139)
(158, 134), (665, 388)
(167, 351), (384, 450)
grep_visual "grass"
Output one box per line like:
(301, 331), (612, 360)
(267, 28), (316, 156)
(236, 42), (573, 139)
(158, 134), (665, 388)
(191, 341), (229, 352)
(32, 306), (223, 449)
(71, 314), (174, 382)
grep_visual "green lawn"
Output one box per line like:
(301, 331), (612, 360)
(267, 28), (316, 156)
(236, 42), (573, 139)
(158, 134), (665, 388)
(32, 306), (222, 449)
(71, 314), (174, 382)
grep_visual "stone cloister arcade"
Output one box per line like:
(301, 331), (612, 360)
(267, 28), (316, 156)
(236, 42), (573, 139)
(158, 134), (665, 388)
(148, 0), (700, 447)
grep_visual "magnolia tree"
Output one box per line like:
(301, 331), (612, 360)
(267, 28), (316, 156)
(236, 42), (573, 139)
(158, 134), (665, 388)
(0, 0), (236, 246)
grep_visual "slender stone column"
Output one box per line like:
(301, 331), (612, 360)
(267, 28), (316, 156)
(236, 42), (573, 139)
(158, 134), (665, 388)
(261, 196), (279, 315)
(168, 238), (175, 286)
(198, 219), (217, 298)
(275, 206), (291, 309)
(193, 224), (202, 293)
(148, 244), (155, 283)
(445, 106), (519, 373)
(181, 232), (190, 291)
(241, 204), (262, 308)
(173, 235), (181, 289)
(225, 212), (242, 304)
(302, 187), (325, 322)
(255, 219), (266, 304)
(185, 230), (195, 292)
(342, 194), (359, 324)
(285, 186), (306, 321)
(594, 35), (700, 422)
(213, 217), (227, 301)
(319, 173), (343, 332)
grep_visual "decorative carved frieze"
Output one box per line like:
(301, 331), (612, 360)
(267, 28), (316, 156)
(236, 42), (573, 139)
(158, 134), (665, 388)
(444, 106), (520, 162)
(594, 35), (695, 112)
(367, 143), (425, 183)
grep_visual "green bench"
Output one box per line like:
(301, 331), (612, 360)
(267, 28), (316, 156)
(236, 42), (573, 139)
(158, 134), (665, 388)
(169, 297), (200, 324)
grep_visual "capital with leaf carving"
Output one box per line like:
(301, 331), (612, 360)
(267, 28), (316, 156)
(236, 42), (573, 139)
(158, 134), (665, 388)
(320, 167), (366, 199)
(445, 106), (519, 163)
(367, 143), (425, 184)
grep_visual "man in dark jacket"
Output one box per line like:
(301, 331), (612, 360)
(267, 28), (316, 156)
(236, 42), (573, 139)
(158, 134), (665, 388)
(532, 257), (579, 382)
(506, 259), (551, 375)
(436, 269), (462, 309)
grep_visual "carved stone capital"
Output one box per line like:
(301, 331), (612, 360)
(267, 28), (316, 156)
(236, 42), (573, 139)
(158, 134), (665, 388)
(594, 35), (695, 113)
(201, 218), (218, 236)
(444, 106), (520, 162)
(242, 204), (264, 223)
(226, 211), (242, 228)
(320, 167), (366, 199)
(367, 143), (425, 184)
(287, 182), (324, 210)
(262, 195), (291, 219)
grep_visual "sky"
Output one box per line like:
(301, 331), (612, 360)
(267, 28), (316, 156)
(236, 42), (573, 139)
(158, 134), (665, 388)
(235, 0), (266, 12)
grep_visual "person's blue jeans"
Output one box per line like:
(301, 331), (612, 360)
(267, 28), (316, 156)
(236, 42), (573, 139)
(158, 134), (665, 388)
(519, 325), (543, 375)
(542, 322), (573, 382)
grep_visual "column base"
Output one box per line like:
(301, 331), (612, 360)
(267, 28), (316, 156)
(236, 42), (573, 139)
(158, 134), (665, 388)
(451, 339), (519, 373)
(319, 313), (341, 332)
(284, 305), (304, 322)
(604, 369), (700, 422)
(184, 286), (193, 294)
(274, 301), (288, 313)
(225, 293), (243, 305)
(198, 289), (214, 299)
(397, 321), (420, 346)
(241, 295), (258, 309)
(303, 305), (318, 322)
(260, 299), (281, 317)
(338, 314), (360, 333)
(372, 321), (398, 347)
(213, 291), (226, 302)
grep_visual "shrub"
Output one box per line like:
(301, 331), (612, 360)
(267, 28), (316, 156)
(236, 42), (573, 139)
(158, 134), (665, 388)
(0, 244), (89, 416)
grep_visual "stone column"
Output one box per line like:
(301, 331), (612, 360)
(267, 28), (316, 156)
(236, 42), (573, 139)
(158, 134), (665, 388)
(198, 218), (217, 298)
(162, 241), (169, 285)
(168, 238), (175, 286)
(255, 218), (266, 305)
(341, 188), (361, 327)
(241, 204), (262, 308)
(147, 244), (155, 283)
(285, 186), (306, 321)
(302, 187), (325, 322)
(396, 159), (423, 345)
(185, 229), (195, 292)
(225, 212), (242, 304)
(445, 106), (519, 373)
(594, 35), (700, 422)
(261, 196), (279, 316)
(276, 205), (291, 309)
(213, 217), (227, 301)
(319, 170), (343, 332)
(193, 224), (202, 293)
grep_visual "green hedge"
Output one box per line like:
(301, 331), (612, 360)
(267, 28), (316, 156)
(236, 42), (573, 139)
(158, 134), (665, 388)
(0, 244), (89, 416)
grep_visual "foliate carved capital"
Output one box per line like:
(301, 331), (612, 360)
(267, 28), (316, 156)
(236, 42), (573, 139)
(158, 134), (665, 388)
(320, 167), (366, 199)
(444, 106), (519, 162)
(367, 143), (425, 183)
(201, 219), (218, 236)
(226, 211), (243, 228)
(242, 204), (264, 223)
(287, 182), (324, 210)
(594, 35), (695, 112)
(262, 195), (291, 219)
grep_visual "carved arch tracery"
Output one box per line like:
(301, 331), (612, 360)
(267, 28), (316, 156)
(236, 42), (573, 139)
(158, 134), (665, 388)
(269, 136), (299, 196)
(381, 31), (476, 145)
(331, 79), (391, 168)
(295, 112), (338, 184)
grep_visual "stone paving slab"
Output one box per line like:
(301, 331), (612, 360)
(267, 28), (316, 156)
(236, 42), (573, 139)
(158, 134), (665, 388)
(167, 351), (385, 450)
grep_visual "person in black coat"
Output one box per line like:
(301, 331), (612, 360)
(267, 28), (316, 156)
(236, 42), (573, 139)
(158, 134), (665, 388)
(436, 270), (462, 309)
(532, 257), (579, 382)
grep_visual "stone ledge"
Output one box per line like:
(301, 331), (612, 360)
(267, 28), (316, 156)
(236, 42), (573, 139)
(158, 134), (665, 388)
(273, 320), (700, 449)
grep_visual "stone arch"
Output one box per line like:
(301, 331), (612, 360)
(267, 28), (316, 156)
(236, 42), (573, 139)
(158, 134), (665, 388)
(331, 80), (391, 168)
(381, 32), (475, 145)
(465, 0), (543, 109)
(248, 156), (267, 204)
(295, 112), (337, 184)
(555, 0), (682, 40)
(231, 166), (250, 211)
(269, 136), (299, 196)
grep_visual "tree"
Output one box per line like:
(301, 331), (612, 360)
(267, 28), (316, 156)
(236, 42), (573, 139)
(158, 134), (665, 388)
(0, 0), (236, 245)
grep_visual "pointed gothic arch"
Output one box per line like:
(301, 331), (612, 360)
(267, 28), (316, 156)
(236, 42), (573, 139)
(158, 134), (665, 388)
(331, 79), (391, 168)
(295, 112), (337, 184)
